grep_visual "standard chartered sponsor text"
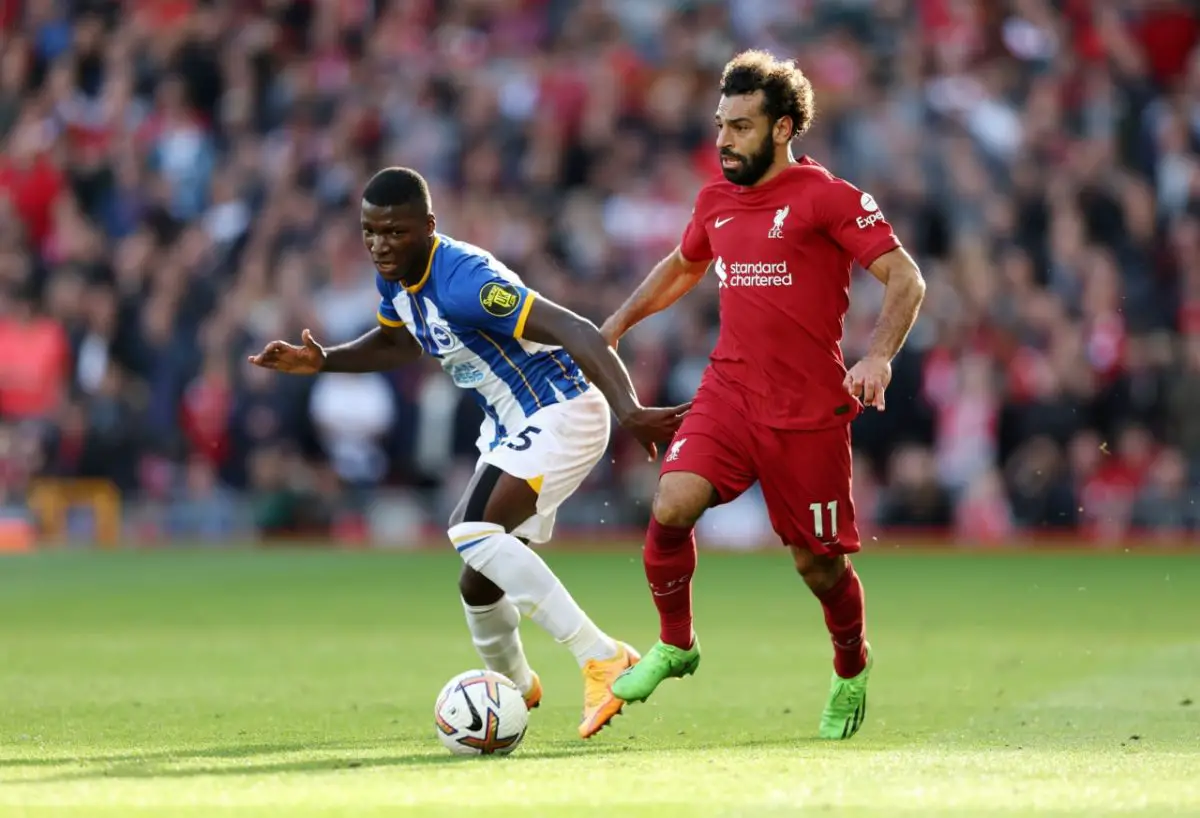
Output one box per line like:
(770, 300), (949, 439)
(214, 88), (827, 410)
(728, 261), (791, 287)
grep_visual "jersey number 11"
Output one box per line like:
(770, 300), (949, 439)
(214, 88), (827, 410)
(809, 500), (838, 539)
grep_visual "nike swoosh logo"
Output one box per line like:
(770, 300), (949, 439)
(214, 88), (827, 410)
(715, 217), (734, 228)
(459, 683), (483, 731)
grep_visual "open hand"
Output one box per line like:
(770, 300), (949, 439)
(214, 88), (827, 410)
(843, 355), (891, 411)
(248, 328), (326, 375)
(619, 403), (692, 460)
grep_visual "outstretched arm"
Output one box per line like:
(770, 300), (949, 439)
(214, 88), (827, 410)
(249, 324), (422, 375)
(600, 246), (710, 345)
(520, 298), (689, 458)
(322, 324), (423, 372)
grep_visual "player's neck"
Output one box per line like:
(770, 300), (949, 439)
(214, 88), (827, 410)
(746, 154), (798, 189)
(399, 267), (423, 288)
(399, 241), (435, 288)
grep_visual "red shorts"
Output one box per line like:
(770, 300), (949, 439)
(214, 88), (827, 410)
(660, 394), (860, 555)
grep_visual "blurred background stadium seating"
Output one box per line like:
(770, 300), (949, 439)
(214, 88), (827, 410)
(0, 0), (1197, 548)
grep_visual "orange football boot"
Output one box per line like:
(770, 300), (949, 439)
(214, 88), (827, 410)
(578, 642), (640, 739)
(523, 672), (543, 710)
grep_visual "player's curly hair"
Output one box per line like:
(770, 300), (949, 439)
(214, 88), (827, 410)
(720, 50), (815, 140)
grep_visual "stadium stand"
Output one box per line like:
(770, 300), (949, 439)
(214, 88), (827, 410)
(1, 0), (1197, 545)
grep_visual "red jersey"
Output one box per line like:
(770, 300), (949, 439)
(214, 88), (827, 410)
(680, 157), (900, 430)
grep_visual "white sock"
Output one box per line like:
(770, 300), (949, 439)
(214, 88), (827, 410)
(450, 522), (620, 667)
(461, 595), (534, 694)
(528, 581), (620, 665)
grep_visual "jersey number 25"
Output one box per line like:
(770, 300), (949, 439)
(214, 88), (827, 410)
(502, 426), (542, 452)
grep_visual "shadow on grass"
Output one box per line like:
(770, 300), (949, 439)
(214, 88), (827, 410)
(0, 739), (386, 769)
(7, 736), (831, 784)
(10, 745), (635, 783)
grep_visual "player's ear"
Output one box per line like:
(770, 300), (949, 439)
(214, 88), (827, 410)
(774, 116), (793, 145)
(428, 212), (437, 234)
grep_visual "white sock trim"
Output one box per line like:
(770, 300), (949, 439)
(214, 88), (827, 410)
(449, 522), (505, 553)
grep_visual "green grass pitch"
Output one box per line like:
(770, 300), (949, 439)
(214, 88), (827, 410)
(2, 546), (1198, 817)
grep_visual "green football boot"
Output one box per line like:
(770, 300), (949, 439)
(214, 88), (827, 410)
(818, 642), (873, 739)
(610, 639), (701, 703)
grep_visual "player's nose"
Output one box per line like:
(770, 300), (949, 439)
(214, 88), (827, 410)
(715, 124), (733, 149)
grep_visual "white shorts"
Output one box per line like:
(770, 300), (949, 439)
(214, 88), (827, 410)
(477, 386), (611, 543)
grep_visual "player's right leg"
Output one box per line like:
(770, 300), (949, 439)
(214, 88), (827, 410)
(611, 405), (756, 705)
(453, 466), (542, 708)
(458, 564), (542, 710)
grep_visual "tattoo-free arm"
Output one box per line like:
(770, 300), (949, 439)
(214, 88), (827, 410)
(322, 324), (423, 373)
(863, 247), (926, 361)
(519, 298), (644, 422)
(602, 246), (710, 340)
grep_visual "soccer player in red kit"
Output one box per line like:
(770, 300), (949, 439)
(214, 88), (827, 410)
(602, 50), (926, 739)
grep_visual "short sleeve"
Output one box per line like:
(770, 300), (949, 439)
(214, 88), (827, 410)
(815, 177), (900, 269)
(679, 201), (713, 264)
(440, 258), (537, 338)
(376, 274), (404, 327)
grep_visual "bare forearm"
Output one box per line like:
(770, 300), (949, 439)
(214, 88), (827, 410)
(866, 273), (925, 361)
(557, 324), (642, 421)
(609, 249), (707, 335)
(323, 327), (421, 373)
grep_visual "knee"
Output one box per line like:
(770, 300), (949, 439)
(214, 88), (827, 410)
(651, 474), (713, 528)
(791, 547), (847, 593)
(447, 520), (505, 570)
(459, 564), (503, 606)
(651, 491), (702, 528)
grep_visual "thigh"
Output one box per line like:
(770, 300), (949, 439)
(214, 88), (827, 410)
(478, 388), (611, 542)
(450, 463), (538, 534)
(660, 399), (756, 506)
(757, 423), (861, 556)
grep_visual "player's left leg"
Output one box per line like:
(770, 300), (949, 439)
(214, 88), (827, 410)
(758, 423), (871, 740)
(790, 547), (872, 739)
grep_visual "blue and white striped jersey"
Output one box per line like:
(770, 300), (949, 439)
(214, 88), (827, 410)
(376, 233), (591, 452)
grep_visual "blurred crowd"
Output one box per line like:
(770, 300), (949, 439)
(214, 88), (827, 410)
(1, 0), (1198, 545)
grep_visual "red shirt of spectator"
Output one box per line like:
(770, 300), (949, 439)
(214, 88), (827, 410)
(0, 306), (69, 419)
(134, 0), (193, 30)
(0, 0), (18, 31)
(1133, 1), (1199, 88)
(0, 151), (64, 251)
(180, 361), (233, 466)
(1079, 428), (1157, 539)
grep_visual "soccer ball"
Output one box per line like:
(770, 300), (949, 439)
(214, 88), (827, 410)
(434, 670), (529, 756)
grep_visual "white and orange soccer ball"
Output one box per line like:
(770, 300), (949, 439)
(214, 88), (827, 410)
(434, 670), (529, 756)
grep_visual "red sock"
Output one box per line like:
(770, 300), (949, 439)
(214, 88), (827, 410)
(643, 518), (697, 650)
(815, 561), (867, 678)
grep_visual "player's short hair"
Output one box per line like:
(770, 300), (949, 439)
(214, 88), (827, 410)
(720, 50), (815, 140)
(362, 167), (432, 213)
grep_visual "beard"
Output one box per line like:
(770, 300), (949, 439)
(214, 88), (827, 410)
(720, 133), (776, 186)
